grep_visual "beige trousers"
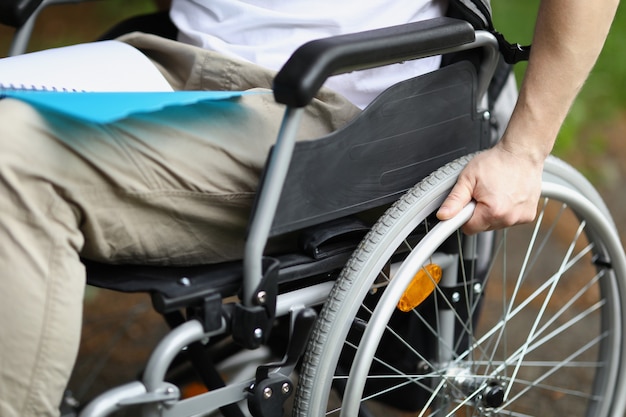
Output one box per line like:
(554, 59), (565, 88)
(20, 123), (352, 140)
(0, 33), (359, 416)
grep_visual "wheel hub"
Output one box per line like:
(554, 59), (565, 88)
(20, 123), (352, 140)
(446, 367), (505, 409)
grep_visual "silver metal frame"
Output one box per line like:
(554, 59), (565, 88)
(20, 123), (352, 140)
(76, 31), (502, 417)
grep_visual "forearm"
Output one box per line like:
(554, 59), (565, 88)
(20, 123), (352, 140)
(500, 0), (619, 163)
(437, 0), (619, 231)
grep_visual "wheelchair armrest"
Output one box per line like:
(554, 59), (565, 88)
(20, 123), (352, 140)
(273, 17), (475, 108)
(0, 0), (43, 27)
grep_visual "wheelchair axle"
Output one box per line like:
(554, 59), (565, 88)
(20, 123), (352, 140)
(444, 366), (506, 410)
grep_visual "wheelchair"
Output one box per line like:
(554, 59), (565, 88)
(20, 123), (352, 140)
(3, 2), (626, 417)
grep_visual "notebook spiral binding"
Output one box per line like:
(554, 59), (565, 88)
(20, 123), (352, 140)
(0, 82), (85, 93)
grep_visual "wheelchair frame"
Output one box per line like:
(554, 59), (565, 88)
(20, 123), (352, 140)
(74, 17), (501, 417)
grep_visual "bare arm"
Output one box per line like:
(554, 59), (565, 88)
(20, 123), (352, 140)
(436, 0), (619, 234)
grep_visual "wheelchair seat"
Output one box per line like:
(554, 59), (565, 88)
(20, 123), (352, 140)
(84, 55), (487, 320)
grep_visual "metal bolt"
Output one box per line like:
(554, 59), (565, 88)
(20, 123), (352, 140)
(257, 290), (267, 304)
(178, 277), (191, 286)
(254, 328), (263, 339)
(473, 283), (483, 294)
(282, 382), (291, 395)
(482, 111), (491, 121)
(451, 292), (461, 303)
(263, 387), (273, 399)
(417, 361), (430, 373)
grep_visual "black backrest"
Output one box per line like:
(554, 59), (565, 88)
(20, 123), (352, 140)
(268, 59), (489, 237)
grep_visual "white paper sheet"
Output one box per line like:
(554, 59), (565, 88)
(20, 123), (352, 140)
(0, 40), (173, 92)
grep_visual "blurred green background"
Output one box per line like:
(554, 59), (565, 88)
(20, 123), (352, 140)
(0, 0), (624, 187)
(491, 1), (626, 184)
(0, 0), (159, 53)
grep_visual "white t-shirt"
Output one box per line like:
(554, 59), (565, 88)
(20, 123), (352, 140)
(170, 0), (448, 108)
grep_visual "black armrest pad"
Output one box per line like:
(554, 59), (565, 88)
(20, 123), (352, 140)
(0, 0), (44, 27)
(273, 17), (475, 107)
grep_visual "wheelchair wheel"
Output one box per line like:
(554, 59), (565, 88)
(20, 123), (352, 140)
(294, 154), (626, 417)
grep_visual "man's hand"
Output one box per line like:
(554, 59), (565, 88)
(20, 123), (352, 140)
(436, 143), (543, 235)
(438, 0), (618, 235)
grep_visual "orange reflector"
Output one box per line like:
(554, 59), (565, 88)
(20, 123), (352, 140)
(397, 263), (442, 312)
(181, 381), (208, 398)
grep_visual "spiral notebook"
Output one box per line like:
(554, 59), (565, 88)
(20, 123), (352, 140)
(0, 41), (253, 123)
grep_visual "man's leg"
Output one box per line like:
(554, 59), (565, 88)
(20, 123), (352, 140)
(0, 99), (87, 417)
(0, 97), (277, 415)
(0, 36), (360, 415)
(0, 94), (288, 415)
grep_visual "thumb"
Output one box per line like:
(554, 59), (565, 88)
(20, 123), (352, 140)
(437, 182), (473, 221)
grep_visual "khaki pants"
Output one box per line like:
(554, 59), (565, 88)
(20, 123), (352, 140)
(0, 33), (360, 416)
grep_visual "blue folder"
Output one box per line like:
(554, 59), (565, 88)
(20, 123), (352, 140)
(0, 90), (264, 124)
